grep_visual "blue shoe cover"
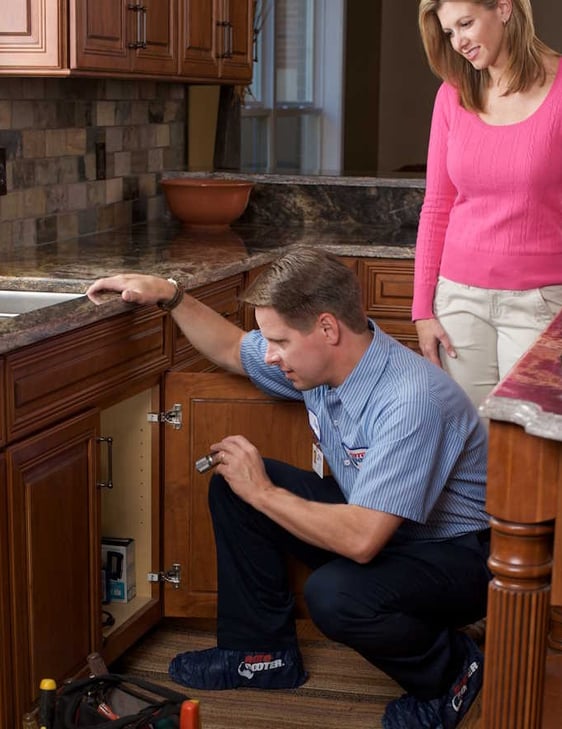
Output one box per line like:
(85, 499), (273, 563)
(382, 633), (483, 729)
(169, 646), (308, 690)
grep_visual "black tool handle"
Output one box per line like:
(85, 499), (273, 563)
(38, 678), (57, 729)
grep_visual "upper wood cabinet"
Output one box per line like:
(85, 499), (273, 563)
(0, 0), (67, 72)
(70, 0), (178, 76)
(0, 0), (254, 84)
(217, 0), (254, 83)
(179, 0), (254, 82)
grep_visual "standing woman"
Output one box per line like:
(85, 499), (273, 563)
(414, 0), (562, 408)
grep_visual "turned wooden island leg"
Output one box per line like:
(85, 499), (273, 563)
(481, 517), (554, 729)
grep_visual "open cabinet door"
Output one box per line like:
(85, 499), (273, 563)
(163, 371), (313, 618)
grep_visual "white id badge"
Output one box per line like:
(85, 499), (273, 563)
(312, 442), (324, 479)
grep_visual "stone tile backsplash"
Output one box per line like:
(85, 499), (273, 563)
(0, 78), (186, 249)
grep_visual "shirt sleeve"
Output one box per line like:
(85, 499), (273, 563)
(348, 393), (464, 523)
(412, 83), (459, 321)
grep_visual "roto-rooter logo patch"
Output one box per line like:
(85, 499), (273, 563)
(237, 653), (285, 680)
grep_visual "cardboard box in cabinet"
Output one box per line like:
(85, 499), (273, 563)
(102, 537), (136, 603)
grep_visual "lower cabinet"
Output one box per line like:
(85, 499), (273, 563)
(162, 371), (314, 619)
(358, 258), (419, 351)
(1, 254), (416, 725)
(6, 411), (100, 720)
(98, 388), (163, 665)
(4, 388), (163, 726)
(157, 256), (418, 622)
(0, 453), (10, 729)
(171, 274), (245, 371)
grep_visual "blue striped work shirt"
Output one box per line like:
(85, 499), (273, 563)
(240, 320), (489, 541)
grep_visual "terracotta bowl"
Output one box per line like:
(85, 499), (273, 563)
(161, 178), (254, 229)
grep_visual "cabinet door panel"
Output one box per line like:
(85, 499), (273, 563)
(0, 454), (11, 729)
(133, 0), (178, 75)
(6, 411), (99, 720)
(0, 0), (65, 71)
(219, 0), (253, 82)
(0, 359), (4, 448)
(179, 0), (219, 78)
(71, 0), (130, 71)
(163, 372), (312, 617)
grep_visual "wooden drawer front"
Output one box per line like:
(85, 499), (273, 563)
(359, 258), (419, 350)
(172, 274), (245, 370)
(0, 359), (5, 447)
(360, 258), (415, 318)
(6, 308), (169, 442)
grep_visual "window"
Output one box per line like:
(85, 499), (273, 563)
(241, 0), (345, 175)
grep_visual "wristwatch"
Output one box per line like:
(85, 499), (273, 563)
(157, 278), (185, 311)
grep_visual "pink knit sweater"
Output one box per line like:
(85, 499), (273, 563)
(412, 58), (562, 321)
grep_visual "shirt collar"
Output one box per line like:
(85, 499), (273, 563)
(332, 319), (389, 420)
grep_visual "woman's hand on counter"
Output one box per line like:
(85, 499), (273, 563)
(415, 317), (456, 367)
(86, 274), (175, 306)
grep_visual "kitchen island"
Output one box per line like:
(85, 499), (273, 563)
(480, 309), (562, 729)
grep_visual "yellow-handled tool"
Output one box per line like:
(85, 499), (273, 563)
(38, 678), (57, 729)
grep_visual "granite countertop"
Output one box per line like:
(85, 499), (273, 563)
(480, 309), (562, 441)
(0, 219), (416, 355)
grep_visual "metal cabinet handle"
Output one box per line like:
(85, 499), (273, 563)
(226, 21), (233, 58)
(140, 5), (147, 49)
(217, 20), (233, 59)
(96, 436), (114, 489)
(127, 3), (147, 49)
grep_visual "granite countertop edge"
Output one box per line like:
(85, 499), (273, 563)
(0, 222), (416, 356)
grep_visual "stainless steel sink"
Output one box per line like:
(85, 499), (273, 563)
(0, 290), (84, 317)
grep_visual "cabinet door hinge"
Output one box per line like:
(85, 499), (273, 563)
(147, 403), (182, 429)
(148, 563), (181, 589)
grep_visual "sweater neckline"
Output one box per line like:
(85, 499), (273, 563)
(472, 56), (562, 129)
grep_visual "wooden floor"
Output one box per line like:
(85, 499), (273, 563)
(113, 619), (484, 729)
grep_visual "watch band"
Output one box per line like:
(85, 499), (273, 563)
(157, 278), (185, 311)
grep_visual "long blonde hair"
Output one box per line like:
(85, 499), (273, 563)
(418, 0), (558, 112)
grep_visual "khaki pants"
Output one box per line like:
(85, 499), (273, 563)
(434, 277), (562, 409)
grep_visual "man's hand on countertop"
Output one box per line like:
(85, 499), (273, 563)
(86, 273), (175, 306)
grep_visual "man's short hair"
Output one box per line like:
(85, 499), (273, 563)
(241, 245), (368, 333)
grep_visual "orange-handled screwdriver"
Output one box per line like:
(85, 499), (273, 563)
(179, 699), (200, 729)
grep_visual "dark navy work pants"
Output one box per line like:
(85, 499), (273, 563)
(208, 459), (491, 699)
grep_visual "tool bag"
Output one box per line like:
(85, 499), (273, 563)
(53, 673), (196, 728)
